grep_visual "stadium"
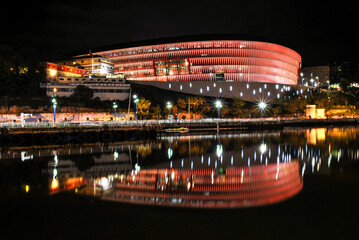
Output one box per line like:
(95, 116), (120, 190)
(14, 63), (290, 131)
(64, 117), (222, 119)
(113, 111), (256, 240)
(74, 35), (302, 102)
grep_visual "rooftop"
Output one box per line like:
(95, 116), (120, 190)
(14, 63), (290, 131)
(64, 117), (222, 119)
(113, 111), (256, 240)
(70, 33), (294, 57)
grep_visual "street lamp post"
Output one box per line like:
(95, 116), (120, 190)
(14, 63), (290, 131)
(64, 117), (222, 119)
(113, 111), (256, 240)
(113, 102), (118, 121)
(167, 101), (172, 120)
(133, 94), (139, 120)
(52, 97), (57, 124)
(215, 100), (222, 120)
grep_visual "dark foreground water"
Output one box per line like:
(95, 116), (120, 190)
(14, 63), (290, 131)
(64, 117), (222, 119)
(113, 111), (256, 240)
(1, 127), (359, 239)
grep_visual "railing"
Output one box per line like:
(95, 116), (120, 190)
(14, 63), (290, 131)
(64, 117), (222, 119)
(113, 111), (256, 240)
(1, 117), (356, 129)
(0, 118), (283, 129)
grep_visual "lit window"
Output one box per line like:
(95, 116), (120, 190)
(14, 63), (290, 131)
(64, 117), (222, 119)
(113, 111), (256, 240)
(276, 84), (279, 89)
(230, 86), (232, 91)
(180, 85), (182, 90)
(277, 94), (280, 99)
(207, 86), (210, 91)
(189, 83), (192, 88)
(268, 92), (271, 96)
(247, 84), (249, 89)
(213, 83), (216, 87)
(240, 92), (243, 97)
(259, 88), (262, 93)
(253, 90), (256, 95)
(264, 84), (267, 89)
(200, 88), (203, 93)
(169, 84), (171, 89)
(219, 88), (222, 93)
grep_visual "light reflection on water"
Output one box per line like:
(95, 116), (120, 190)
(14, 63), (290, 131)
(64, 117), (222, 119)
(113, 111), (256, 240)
(2, 127), (359, 208)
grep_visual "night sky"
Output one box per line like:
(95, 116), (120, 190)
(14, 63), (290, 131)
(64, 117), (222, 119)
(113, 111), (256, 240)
(2, 0), (358, 66)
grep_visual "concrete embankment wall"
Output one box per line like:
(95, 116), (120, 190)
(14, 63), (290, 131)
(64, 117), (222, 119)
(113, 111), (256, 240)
(160, 118), (358, 133)
(0, 126), (158, 149)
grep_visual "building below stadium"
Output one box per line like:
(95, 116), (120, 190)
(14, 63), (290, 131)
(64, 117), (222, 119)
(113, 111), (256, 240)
(41, 61), (130, 101)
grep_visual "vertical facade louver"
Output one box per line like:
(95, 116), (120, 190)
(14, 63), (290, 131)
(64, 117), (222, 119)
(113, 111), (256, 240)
(94, 40), (301, 85)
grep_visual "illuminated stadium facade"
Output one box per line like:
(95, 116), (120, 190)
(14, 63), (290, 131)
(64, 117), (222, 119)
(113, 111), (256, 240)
(76, 35), (302, 102)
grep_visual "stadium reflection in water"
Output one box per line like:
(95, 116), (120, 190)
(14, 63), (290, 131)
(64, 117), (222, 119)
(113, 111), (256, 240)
(7, 127), (359, 208)
(103, 161), (302, 208)
(46, 127), (359, 207)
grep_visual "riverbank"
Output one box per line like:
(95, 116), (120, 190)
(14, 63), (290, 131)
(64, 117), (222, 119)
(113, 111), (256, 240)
(160, 117), (359, 133)
(0, 118), (357, 148)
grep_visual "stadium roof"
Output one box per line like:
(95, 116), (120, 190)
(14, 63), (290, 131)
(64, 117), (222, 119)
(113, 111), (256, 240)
(70, 33), (293, 57)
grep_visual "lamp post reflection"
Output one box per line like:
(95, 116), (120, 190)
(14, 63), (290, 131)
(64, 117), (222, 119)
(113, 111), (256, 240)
(50, 154), (59, 194)
(216, 137), (223, 169)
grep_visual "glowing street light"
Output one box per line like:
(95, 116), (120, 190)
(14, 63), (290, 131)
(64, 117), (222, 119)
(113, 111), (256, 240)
(215, 100), (222, 120)
(167, 101), (172, 120)
(133, 94), (139, 120)
(51, 97), (57, 124)
(113, 102), (118, 121)
(258, 101), (267, 118)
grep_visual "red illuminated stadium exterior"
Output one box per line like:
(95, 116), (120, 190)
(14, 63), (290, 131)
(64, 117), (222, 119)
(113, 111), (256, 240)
(89, 40), (301, 85)
(72, 35), (303, 101)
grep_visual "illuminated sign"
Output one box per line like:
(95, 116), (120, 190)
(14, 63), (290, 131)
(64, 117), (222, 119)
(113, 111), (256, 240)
(215, 72), (225, 81)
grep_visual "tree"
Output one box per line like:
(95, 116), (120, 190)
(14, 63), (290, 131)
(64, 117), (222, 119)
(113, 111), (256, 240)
(339, 78), (351, 93)
(72, 85), (94, 100)
(137, 98), (151, 119)
(151, 104), (162, 119)
(70, 85), (94, 107)
(220, 105), (230, 118)
(231, 97), (246, 117)
(176, 98), (187, 112)
(272, 106), (282, 117)
(0, 45), (46, 103)
(283, 99), (299, 115)
(188, 97), (210, 116)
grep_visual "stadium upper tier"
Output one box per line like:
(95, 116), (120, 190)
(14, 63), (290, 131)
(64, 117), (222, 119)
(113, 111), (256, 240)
(76, 37), (301, 85)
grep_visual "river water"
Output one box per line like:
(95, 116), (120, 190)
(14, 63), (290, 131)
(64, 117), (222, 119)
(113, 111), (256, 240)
(1, 127), (358, 239)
